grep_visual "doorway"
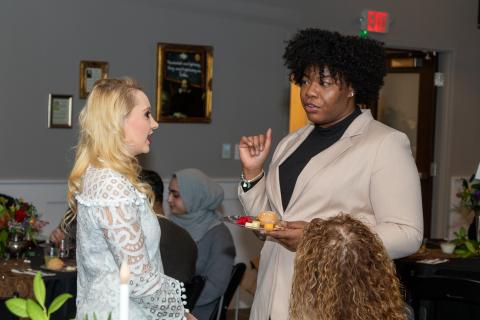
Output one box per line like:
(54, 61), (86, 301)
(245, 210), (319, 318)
(374, 49), (438, 238)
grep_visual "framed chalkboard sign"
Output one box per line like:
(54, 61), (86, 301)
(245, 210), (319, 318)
(156, 43), (213, 123)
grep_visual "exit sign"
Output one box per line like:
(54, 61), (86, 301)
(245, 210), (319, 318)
(361, 10), (390, 33)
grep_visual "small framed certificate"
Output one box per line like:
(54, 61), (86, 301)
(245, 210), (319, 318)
(79, 60), (109, 98)
(48, 94), (73, 128)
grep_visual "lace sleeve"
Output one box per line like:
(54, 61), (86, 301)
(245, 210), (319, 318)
(94, 203), (187, 318)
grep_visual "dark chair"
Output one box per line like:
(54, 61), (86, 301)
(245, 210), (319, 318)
(184, 275), (206, 311)
(410, 275), (480, 320)
(209, 262), (246, 320)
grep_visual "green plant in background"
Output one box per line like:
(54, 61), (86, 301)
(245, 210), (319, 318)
(5, 272), (72, 320)
(452, 227), (480, 258)
(456, 174), (480, 213)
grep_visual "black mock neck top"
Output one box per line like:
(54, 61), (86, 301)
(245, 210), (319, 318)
(279, 108), (362, 211)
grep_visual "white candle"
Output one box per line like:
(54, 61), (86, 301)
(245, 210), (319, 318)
(119, 260), (130, 320)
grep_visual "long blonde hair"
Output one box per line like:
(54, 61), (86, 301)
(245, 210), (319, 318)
(67, 78), (154, 216)
(289, 215), (407, 320)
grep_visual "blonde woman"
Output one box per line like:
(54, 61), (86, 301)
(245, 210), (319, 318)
(68, 78), (194, 320)
(290, 215), (408, 320)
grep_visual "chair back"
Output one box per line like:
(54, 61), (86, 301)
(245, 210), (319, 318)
(411, 275), (480, 319)
(184, 275), (206, 311)
(209, 262), (246, 320)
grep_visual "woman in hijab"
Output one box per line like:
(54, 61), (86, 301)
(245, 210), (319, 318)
(168, 168), (236, 320)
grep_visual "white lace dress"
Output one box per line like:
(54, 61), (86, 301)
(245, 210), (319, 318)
(75, 167), (187, 320)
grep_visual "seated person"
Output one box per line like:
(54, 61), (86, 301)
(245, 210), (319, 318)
(140, 169), (198, 283)
(289, 215), (409, 320)
(168, 168), (236, 320)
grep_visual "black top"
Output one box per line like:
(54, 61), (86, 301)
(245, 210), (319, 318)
(279, 108), (362, 210)
(158, 217), (198, 283)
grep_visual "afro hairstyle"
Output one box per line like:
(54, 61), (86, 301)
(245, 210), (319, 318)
(283, 28), (387, 107)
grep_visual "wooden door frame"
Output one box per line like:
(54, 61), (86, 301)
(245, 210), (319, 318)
(373, 48), (438, 238)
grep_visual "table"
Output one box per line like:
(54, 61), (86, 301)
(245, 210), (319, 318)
(395, 245), (480, 320)
(0, 259), (76, 320)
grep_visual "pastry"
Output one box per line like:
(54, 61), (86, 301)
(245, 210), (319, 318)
(46, 257), (65, 270)
(257, 211), (279, 225)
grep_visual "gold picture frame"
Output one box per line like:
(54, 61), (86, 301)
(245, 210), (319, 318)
(156, 43), (213, 123)
(48, 94), (73, 128)
(79, 60), (109, 98)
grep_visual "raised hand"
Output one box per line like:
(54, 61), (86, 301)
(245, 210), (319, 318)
(239, 128), (272, 179)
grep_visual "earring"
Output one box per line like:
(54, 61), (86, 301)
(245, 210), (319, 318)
(349, 92), (355, 97)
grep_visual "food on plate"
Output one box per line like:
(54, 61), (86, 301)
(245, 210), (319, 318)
(235, 216), (253, 225)
(264, 223), (274, 231)
(46, 257), (65, 270)
(257, 211), (279, 225)
(232, 214), (283, 231)
(245, 221), (261, 229)
(65, 265), (77, 272)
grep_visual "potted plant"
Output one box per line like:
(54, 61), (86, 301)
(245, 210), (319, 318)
(456, 174), (480, 240)
(5, 272), (72, 320)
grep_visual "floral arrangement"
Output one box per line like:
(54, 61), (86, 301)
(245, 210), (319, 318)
(456, 174), (480, 214)
(0, 196), (48, 257)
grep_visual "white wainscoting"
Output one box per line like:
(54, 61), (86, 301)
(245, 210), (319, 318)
(0, 178), (263, 308)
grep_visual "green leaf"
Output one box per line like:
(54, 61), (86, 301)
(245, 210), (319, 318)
(465, 241), (476, 253)
(26, 299), (48, 320)
(33, 272), (46, 309)
(47, 293), (73, 316)
(108, 312), (112, 320)
(459, 227), (466, 238)
(83, 315), (89, 320)
(5, 298), (28, 317)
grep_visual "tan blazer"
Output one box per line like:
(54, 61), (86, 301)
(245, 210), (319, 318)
(238, 110), (423, 320)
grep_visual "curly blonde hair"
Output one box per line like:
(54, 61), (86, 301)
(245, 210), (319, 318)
(67, 78), (154, 216)
(289, 215), (407, 320)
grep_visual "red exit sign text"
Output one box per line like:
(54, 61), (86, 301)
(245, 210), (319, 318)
(361, 10), (390, 33)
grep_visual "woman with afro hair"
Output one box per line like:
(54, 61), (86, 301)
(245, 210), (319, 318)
(237, 29), (422, 320)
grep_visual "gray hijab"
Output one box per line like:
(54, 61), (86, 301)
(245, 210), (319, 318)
(169, 168), (224, 242)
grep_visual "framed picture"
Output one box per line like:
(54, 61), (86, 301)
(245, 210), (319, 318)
(156, 43), (213, 123)
(79, 60), (109, 98)
(48, 94), (73, 128)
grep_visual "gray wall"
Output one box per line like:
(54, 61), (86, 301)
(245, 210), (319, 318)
(1, 0), (479, 235)
(0, 0), (296, 179)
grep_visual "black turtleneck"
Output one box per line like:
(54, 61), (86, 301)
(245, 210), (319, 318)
(279, 107), (362, 211)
